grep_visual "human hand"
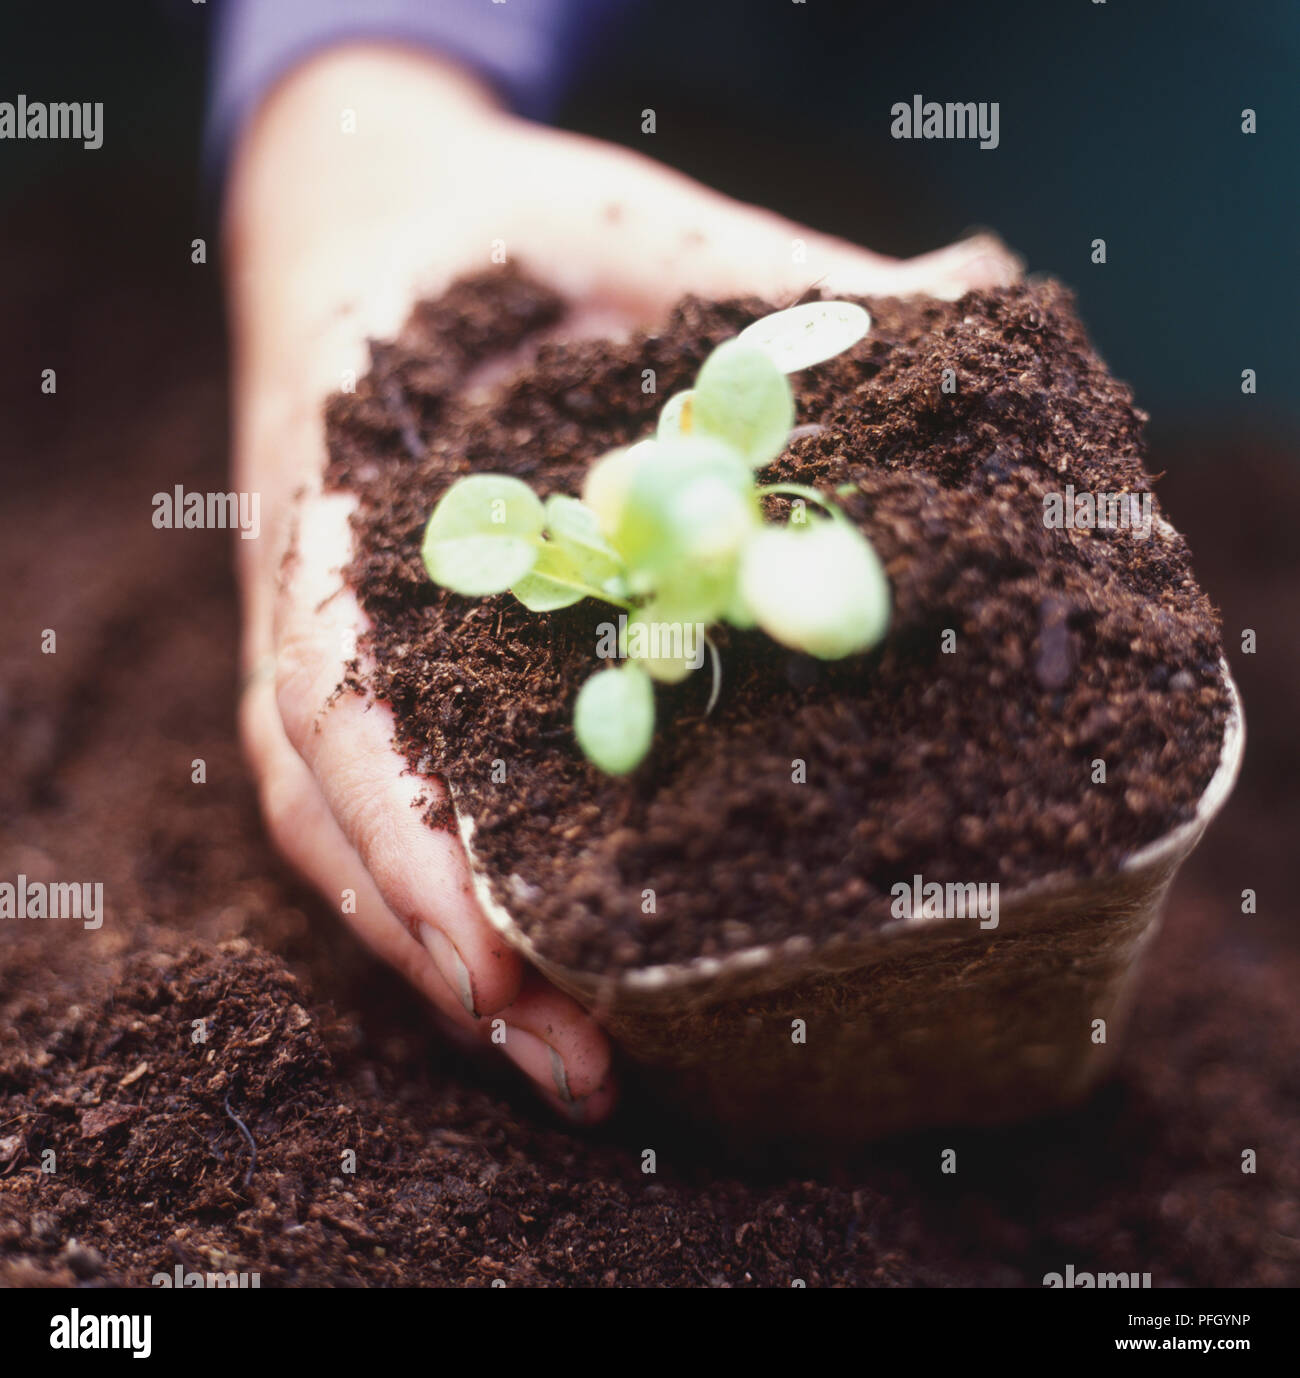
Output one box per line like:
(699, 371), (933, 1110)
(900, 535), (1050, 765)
(226, 44), (1021, 1121)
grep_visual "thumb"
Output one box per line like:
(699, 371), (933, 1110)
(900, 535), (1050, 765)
(615, 196), (1023, 317)
(527, 131), (1022, 316)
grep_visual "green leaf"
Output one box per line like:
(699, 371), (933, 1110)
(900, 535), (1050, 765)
(722, 580), (758, 630)
(581, 441), (655, 537)
(573, 664), (655, 774)
(544, 494), (620, 562)
(613, 437), (756, 596)
(422, 474), (544, 596)
(690, 341), (794, 468)
(511, 498), (629, 611)
(739, 518), (890, 659)
(650, 560), (740, 627)
(657, 390), (695, 440)
(736, 301), (871, 373)
(510, 544), (593, 611)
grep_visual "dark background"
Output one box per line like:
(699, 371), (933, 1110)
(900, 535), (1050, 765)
(0, 0), (1296, 1290)
(2, 0), (1297, 434)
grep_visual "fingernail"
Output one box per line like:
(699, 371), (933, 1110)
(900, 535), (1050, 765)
(564, 1075), (616, 1124)
(549, 1046), (573, 1103)
(419, 923), (477, 1017)
(502, 1027), (573, 1103)
(563, 1095), (592, 1123)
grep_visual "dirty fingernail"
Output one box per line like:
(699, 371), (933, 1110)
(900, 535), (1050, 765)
(562, 1075), (616, 1125)
(419, 923), (477, 1017)
(502, 1027), (572, 1102)
(563, 1094), (592, 1123)
(549, 1046), (573, 1103)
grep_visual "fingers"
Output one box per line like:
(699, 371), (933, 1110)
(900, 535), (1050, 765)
(499, 120), (1022, 317)
(269, 486), (617, 1123)
(240, 665), (483, 1027)
(271, 489), (523, 1016)
(235, 415), (619, 1119)
(615, 197), (1021, 314)
(608, 189), (1020, 312)
(241, 663), (618, 1118)
(495, 976), (618, 1119)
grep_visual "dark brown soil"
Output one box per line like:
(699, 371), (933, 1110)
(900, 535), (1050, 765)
(325, 268), (1229, 972)
(3, 194), (1295, 1289)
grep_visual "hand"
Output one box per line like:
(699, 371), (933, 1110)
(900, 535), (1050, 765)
(226, 43), (1021, 1121)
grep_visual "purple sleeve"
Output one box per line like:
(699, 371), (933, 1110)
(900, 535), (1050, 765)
(207, 0), (618, 171)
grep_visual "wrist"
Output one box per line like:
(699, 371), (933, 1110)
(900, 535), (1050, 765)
(225, 45), (509, 496)
(225, 44), (507, 376)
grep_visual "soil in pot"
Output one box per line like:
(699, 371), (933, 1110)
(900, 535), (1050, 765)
(324, 267), (1229, 977)
(2, 206), (1291, 1281)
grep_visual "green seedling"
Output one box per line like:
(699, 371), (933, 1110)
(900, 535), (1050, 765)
(422, 300), (889, 774)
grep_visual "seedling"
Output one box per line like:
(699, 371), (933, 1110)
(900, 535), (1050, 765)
(422, 301), (890, 774)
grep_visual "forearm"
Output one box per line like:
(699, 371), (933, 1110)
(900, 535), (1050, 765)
(224, 45), (505, 502)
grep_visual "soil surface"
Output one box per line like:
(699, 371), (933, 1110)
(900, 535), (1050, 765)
(1, 200), (1295, 1288)
(326, 269), (1229, 972)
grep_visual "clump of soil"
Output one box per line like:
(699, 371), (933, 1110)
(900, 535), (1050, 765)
(2, 194), (1295, 1286)
(326, 268), (1229, 972)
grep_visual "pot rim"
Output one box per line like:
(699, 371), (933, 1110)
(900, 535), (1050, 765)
(459, 658), (1244, 996)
